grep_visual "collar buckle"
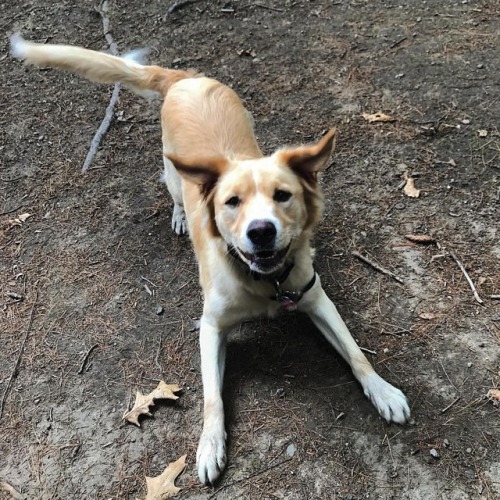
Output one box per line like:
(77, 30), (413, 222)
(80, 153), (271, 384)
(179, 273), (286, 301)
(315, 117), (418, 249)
(272, 273), (316, 312)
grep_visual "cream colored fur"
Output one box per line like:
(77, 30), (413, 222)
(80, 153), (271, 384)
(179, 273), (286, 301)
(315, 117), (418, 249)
(11, 34), (411, 485)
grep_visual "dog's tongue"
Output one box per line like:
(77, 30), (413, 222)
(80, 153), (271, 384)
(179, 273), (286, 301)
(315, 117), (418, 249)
(255, 250), (276, 260)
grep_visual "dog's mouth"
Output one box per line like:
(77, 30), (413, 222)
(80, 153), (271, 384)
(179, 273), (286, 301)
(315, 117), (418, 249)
(239, 244), (290, 273)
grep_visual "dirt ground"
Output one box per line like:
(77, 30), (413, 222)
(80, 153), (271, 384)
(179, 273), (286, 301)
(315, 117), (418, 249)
(1, 0), (500, 498)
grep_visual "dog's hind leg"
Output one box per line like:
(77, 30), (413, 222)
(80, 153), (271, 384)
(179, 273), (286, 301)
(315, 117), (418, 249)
(300, 279), (410, 424)
(196, 316), (228, 484)
(161, 147), (188, 235)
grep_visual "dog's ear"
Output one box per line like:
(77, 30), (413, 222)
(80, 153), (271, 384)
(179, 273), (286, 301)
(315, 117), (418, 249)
(165, 155), (228, 197)
(278, 128), (336, 183)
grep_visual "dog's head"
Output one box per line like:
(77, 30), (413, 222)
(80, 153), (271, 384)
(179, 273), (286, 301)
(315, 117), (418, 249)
(167, 129), (336, 274)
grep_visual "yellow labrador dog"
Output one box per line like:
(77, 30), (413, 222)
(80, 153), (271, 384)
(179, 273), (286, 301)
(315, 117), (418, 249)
(11, 34), (410, 484)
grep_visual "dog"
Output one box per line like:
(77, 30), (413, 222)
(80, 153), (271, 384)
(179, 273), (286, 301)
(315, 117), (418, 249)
(10, 34), (410, 484)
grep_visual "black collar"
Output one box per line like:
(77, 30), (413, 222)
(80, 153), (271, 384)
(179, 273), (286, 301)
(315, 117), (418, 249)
(227, 245), (316, 311)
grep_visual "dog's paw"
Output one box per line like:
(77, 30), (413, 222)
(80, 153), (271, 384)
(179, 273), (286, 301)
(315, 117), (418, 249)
(197, 430), (227, 485)
(172, 204), (188, 235)
(361, 372), (410, 424)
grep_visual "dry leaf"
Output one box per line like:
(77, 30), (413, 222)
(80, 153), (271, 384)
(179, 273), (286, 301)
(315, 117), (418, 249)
(487, 389), (500, 402)
(405, 234), (435, 244)
(403, 177), (420, 198)
(478, 129), (488, 137)
(362, 112), (394, 123)
(17, 213), (32, 222)
(419, 312), (436, 320)
(123, 381), (181, 427)
(8, 213), (33, 228)
(145, 455), (186, 500)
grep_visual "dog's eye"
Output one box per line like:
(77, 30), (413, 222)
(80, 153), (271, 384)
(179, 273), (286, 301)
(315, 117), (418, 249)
(273, 189), (292, 203)
(225, 196), (241, 207)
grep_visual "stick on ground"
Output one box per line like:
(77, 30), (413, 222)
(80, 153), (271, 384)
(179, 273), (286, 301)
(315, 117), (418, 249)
(360, 346), (377, 356)
(449, 252), (484, 305)
(82, 0), (120, 173)
(0, 291), (38, 421)
(166, 0), (199, 15)
(441, 396), (461, 414)
(352, 251), (404, 284)
(77, 344), (99, 374)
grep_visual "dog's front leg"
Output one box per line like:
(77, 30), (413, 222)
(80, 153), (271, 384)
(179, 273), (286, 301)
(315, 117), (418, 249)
(196, 315), (228, 484)
(301, 281), (410, 424)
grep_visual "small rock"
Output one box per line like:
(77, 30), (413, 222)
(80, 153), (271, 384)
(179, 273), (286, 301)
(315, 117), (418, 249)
(467, 362), (472, 368)
(477, 63), (484, 69)
(156, 305), (164, 315)
(395, 203), (405, 210)
(466, 447), (472, 454)
(6, 291), (23, 301)
(443, 438), (450, 447)
(430, 448), (440, 459)
(274, 388), (285, 398)
(286, 443), (297, 457)
(465, 468), (476, 479)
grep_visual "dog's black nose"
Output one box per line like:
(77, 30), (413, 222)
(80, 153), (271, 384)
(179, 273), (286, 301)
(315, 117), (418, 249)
(247, 220), (277, 247)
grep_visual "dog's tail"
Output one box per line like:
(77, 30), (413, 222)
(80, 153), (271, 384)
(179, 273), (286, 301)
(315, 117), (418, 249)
(10, 33), (197, 97)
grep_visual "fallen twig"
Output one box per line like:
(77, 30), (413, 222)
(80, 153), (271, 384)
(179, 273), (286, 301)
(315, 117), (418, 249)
(0, 291), (38, 421)
(490, 295), (500, 300)
(82, 83), (121, 173)
(352, 251), (404, 284)
(82, 0), (120, 173)
(166, 0), (199, 15)
(77, 344), (99, 374)
(449, 252), (484, 305)
(390, 36), (407, 49)
(100, 0), (119, 55)
(441, 396), (461, 414)
(141, 276), (158, 287)
(360, 346), (377, 356)
(405, 233), (435, 244)
(0, 205), (23, 216)
(155, 331), (164, 376)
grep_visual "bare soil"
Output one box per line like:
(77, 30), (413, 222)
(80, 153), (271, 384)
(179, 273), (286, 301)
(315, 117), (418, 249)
(1, 1), (499, 499)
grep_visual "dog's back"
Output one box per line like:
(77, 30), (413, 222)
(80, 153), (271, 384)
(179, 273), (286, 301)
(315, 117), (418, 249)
(161, 78), (261, 160)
